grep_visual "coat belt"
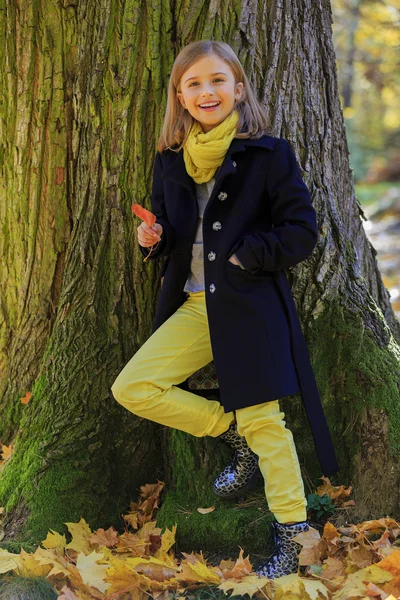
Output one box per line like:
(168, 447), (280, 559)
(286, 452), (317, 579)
(273, 271), (339, 477)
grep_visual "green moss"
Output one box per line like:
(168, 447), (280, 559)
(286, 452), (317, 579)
(0, 541), (37, 555)
(157, 428), (272, 555)
(308, 295), (400, 453)
(157, 489), (272, 556)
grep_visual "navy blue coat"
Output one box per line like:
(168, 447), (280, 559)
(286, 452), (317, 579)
(139, 134), (338, 476)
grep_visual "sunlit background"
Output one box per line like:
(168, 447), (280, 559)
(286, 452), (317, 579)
(332, 0), (400, 318)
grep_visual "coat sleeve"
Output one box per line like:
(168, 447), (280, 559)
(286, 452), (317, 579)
(139, 151), (175, 260)
(229, 138), (318, 274)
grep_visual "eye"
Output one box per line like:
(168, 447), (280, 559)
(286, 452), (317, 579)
(188, 78), (225, 87)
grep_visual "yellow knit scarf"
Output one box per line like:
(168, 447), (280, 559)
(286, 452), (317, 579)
(183, 109), (239, 184)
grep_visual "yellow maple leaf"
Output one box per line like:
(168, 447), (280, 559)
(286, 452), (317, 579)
(41, 528), (67, 553)
(0, 548), (20, 574)
(273, 574), (330, 600)
(76, 550), (110, 594)
(159, 524), (177, 555)
(104, 556), (147, 597)
(136, 520), (162, 540)
(332, 565), (393, 600)
(65, 517), (93, 554)
(16, 547), (52, 578)
(31, 546), (70, 578)
(218, 574), (273, 598)
(172, 557), (222, 585)
(126, 555), (180, 579)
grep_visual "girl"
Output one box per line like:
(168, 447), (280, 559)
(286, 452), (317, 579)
(111, 39), (338, 579)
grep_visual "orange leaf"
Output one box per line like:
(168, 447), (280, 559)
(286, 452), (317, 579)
(131, 204), (157, 228)
(218, 547), (253, 580)
(316, 476), (353, 502)
(21, 391), (32, 404)
(1, 445), (13, 461)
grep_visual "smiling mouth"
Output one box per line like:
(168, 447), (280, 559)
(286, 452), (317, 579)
(198, 101), (221, 109)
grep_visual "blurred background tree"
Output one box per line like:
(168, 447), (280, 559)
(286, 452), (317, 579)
(332, 0), (400, 317)
(332, 0), (400, 183)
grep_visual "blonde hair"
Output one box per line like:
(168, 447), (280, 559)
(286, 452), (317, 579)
(157, 40), (272, 153)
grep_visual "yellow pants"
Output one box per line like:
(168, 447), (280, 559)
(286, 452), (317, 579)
(111, 291), (307, 523)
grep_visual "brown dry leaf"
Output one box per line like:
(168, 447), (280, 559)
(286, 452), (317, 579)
(294, 527), (327, 566)
(123, 481), (165, 530)
(359, 519), (399, 533)
(197, 506), (215, 514)
(321, 556), (346, 582)
(219, 558), (236, 571)
(317, 476), (353, 504)
(116, 531), (148, 557)
(348, 545), (376, 569)
(89, 526), (119, 550)
(181, 551), (208, 565)
(20, 391), (32, 404)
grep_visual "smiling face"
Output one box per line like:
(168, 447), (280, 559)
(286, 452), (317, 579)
(177, 54), (244, 133)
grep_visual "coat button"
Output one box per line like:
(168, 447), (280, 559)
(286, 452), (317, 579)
(212, 221), (222, 231)
(208, 251), (216, 261)
(209, 284), (216, 293)
(232, 161), (237, 167)
(218, 192), (228, 201)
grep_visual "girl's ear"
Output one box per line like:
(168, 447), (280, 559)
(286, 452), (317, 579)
(177, 92), (186, 109)
(235, 82), (244, 101)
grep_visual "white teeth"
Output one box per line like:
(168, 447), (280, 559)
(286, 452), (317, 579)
(199, 102), (220, 108)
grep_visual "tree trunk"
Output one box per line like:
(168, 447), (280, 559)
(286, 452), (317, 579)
(1, 0), (399, 556)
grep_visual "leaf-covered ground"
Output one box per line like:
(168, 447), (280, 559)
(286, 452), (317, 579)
(1, 477), (400, 599)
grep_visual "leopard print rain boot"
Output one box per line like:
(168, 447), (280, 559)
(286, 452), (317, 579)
(213, 421), (260, 498)
(256, 520), (309, 579)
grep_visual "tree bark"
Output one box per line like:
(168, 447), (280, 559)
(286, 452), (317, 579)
(0, 0), (399, 555)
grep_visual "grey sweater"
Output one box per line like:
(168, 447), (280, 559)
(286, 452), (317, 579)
(183, 177), (245, 293)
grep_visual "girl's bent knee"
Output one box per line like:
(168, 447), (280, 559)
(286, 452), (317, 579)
(110, 378), (126, 404)
(111, 377), (158, 412)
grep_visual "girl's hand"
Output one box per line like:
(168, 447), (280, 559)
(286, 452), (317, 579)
(228, 255), (240, 265)
(138, 222), (163, 247)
